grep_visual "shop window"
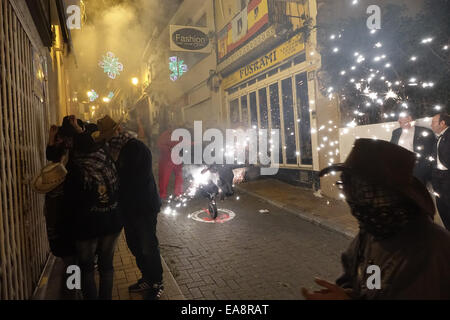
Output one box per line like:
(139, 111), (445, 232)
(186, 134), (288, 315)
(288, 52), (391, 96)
(230, 99), (240, 124)
(258, 88), (269, 129)
(240, 95), (249, 125)
(294, 53), (306, 65)
(249, 91), (258, 128)
(279, 61), (292, 72)
(248, 78), (257, 86)
(268, 68), (278, 77)
(295, 73), (313, 165)
(281, 78), (297, 165)
(257, 73), (267, 82)
(269, 83), (282, 164)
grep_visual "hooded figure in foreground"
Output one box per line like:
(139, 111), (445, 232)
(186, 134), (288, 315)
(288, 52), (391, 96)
(302, 139), (450, 300)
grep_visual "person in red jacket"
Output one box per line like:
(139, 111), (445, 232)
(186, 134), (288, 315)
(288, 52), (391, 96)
(157, 123), (183, 201)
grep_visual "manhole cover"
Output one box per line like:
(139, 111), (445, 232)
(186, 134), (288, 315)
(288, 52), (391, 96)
(189, 208), (236, 223)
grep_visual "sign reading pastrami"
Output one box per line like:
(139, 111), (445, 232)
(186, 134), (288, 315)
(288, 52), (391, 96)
(170, 25), (211, 53)
(239, 50), (277, 79)
(223, 32), (305, 89)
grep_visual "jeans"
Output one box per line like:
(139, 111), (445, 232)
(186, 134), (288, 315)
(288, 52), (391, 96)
(123, 213), (163, 284)
(75, 232), (120, 300)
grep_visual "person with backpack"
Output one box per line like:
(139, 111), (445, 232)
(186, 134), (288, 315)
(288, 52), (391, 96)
(64, 127), (123, 300)
(93, 115), (164, 300)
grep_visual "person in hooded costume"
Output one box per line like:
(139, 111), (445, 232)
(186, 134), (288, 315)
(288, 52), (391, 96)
(302, 139), (450, 300)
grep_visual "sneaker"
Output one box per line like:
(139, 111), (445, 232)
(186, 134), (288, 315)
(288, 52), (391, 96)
(144, 282), (164, 300)
(128, 279), (153, 293)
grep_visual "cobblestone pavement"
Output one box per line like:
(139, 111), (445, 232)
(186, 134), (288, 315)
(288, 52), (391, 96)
(112, 233), (184, 300)
(42, 232), (184, 300)
(157, 191), (351, 300)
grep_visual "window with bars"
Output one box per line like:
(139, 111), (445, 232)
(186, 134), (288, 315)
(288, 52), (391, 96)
(0, 0), (52, 300)
(227, 71), (313, 167)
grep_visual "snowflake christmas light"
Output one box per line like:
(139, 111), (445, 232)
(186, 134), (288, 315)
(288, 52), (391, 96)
(169, 56), (188, 81)
(88, 90), (98, 102)
(99, 52), (124, 79)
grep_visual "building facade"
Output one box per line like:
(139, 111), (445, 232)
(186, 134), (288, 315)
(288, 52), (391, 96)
(0, 0), (73, 299)
(216, 0), (339, 193)
(141, 0), (341, 196)
(142, 0), (220, 141)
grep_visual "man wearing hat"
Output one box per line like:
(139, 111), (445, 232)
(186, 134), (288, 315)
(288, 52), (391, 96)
(302, 139), (450, 299)
(93, 115), (164, 300)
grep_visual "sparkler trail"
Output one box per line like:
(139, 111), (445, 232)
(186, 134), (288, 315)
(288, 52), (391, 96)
(161, 164), (247, 220)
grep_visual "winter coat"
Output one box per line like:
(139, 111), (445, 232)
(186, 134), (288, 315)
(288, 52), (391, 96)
(336, 214), (450, 299)
(390, 126), (436, 183)
(434, 127), (450, 170)
(116, 138), (161, 218)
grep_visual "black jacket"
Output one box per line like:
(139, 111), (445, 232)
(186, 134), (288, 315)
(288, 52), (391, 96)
(64, 147), (123, 241)
(46, 145), (65, 162)
(434, 127), (450, 170)
(117, 139), (161, 218)
(390, 126), (435, 183)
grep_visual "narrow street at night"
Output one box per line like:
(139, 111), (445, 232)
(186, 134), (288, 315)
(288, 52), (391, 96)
(1, 0), (449, 311)
(157, 191), (350, 300)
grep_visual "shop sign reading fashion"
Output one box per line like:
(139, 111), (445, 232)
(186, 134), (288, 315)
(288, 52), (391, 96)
(170, 25), (211, 53)
(222, 32), (305, 89)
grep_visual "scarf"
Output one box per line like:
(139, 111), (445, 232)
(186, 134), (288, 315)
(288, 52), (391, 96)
(108, 131), (135, 160)
(74, 147), (118, 213)
(341, 172), (417, 240)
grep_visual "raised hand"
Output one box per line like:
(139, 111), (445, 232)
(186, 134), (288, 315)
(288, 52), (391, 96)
(48, 125), (59, 145)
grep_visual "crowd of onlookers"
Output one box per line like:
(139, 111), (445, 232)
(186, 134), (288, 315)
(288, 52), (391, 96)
(34, 111), (450, 300)
(34, 115), (163, 300)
